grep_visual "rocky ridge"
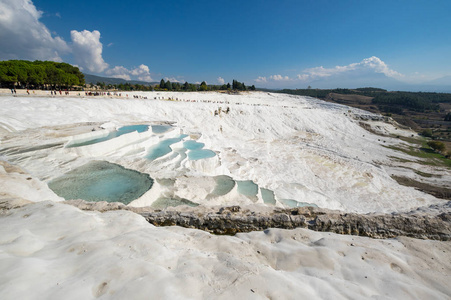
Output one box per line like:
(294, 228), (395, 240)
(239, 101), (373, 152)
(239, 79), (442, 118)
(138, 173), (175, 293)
(60, 199), (451, 241)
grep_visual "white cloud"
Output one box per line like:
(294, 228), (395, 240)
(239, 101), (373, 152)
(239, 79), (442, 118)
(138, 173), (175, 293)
(130, 64), (149, 76)
(217, 77), (225, 85)
(105, 66), (131, 80)
(164, 77), (181, 83)
(105, 64), (154, 82)
(130, 64), (153, 81)
(71, 30), (109, 73)
(297, 74), (310, 81)
(270, 74), (290, 81)
(0, 0), (70, 61)
(71, 64), (82, 71)
(297, 56), (404, 81)
(255, 75), (290, 83)
(361, 56), (403, 78)
(136, 67), (152, 81)
(0, 0), (157, 83)
(255, 57), (406, 89)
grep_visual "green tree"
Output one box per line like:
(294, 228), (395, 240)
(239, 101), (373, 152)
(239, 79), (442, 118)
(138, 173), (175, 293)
(0, 63), (17, 86)
(97, 82), (106, 89)
(164, 80), (172, 91)
(199, 81), (208, 91)
(421, 129), (433, 138)
(232, 79), (246, 91)
(0, 60), (83, 88)
(27, 65), (46, 86)
(427, 140), (446, 153)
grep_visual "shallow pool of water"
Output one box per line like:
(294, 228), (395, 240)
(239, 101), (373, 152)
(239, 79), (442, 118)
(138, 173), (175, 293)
(151, 125), (172, 134)
(207, 175), (235, 198)
(117, 124), (149, 134)
(260, 188), (276, 205)
(183, 140), (205, 150)
(183, 140), (216, 160)
(237, 180), (258, 201)
(187, 149), (216, 160)
(278, 199), (318, 208)
(151, 197), (199, 209)
(67, 125), (150, 148)
(48, 160), (153, 204)
(146, 135), (188, 160)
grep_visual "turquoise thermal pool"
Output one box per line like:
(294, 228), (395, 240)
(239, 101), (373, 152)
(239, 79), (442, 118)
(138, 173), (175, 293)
(187, 149), (216, 160)
(48, 161), (154, 204)
(151, 125), (172, 134)
(207, 175), (236, 199)
(151, 197), (199, 209)
(183, 140), (205, 150)
(236, 180), (258, 201)
(146, 137), (216, 161)
(206, 176), (278, 206)
(278, 199), (318, 208)
(260, 188), (277, 205)
(183, 140), (216, 161)
(67, 124), (150, 148)
(146, 135), (188, 160)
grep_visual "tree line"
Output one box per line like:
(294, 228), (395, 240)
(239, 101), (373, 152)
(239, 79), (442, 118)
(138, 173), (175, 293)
(155, 79), (255, 92)
(93, 79), (255, 92)
(92, 79), (257, 92)
(0, 60), (85, 89)
(0, 60), (257, 93)
(95, 82), (153, 91)
(371, 92), (441, 113)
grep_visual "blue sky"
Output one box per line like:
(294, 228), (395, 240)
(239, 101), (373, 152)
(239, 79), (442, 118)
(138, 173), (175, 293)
(1, 0), (450, 89)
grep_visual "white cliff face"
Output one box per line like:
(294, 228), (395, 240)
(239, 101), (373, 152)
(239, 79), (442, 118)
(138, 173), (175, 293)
(0, 91), (446, 213)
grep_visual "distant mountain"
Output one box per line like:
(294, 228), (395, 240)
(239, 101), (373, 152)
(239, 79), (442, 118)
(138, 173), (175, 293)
(298, 73), (451, 93)
(426, 75), (451, 86)
(305, 71), (408, 91)
(262, 62), (451, 92)
(403, 78), (451, 93)
(408, 76), (451, 92)
(83, 73), (157, 86)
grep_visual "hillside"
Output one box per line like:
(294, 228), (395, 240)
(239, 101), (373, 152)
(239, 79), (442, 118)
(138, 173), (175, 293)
(279, 88), (451, 152)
